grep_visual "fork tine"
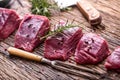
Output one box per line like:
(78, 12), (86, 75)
(51, 62), (99, 80)
(52, 61), (106, 75)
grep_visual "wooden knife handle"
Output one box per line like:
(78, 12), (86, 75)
(76, 0), (102, 26)
(7, 47), (42, 62)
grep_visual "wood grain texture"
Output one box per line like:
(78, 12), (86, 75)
(0, 0), (120, 80)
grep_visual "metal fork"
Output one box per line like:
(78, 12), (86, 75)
(7, 47), (106, 80)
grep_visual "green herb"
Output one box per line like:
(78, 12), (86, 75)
(40, 20), (79, 39)
(30, 0), (71, 17)
(30, 0), (52, 17)
(60, 7), (72, 12)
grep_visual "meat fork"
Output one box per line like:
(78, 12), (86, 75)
(7, 47), (106, 80)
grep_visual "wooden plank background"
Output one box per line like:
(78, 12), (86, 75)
(0, 0), (120, 80)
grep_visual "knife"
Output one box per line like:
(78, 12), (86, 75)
(54, 0), (102, 26)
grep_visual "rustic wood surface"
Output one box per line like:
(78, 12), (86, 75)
(0, 0), (120, 80)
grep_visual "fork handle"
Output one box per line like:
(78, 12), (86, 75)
(7, 47), (42, 62)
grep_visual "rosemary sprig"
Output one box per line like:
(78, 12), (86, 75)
(40, 20), (78, 40)
(30, 0), (52, 17)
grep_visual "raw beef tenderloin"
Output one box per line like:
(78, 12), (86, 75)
(75, 33), (109, 64)
(44, 21), (83, 61)
(105, 47), (120, 72)
(15, 14), (50, 52)
(0, 8), (20, 40)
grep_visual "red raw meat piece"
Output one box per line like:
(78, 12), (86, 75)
(44, 21), (83, 61)
(0, 8), (20, 40)
(105, 47), (120, 72)
(75, 33), (110, 64)
(15, 14), (50, 52)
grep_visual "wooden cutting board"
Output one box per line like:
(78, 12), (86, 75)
(0, 0), (120, 80)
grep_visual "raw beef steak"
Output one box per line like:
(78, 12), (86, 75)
(15, 14), (50, 52)
(0, 8), (20, 40)
(75, 33), (109, 64)
(105, 47), (120, 72)
(44, 21), (83, 61)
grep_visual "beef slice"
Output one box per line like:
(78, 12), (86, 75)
(0, 8), (20, 40)
(75, 33), (110, 64)
(44, 21), (83, 61)
(15, 14), (50, 52)
(105, 47), (120, 72)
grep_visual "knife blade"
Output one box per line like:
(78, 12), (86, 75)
(54, 0), (79, 8)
